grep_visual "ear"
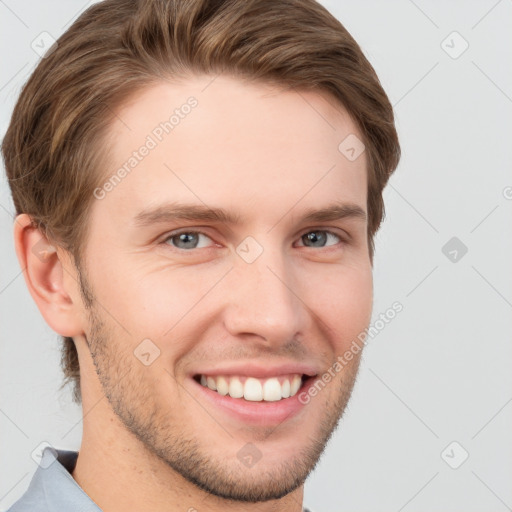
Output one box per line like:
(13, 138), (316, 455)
(13, 214), (85, 338)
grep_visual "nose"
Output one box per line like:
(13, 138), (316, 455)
(222, 246), (308, 348)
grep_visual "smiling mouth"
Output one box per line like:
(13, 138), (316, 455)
(193, 373), (314, 402)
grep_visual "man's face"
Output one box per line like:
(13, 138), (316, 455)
(77, 74), (372, 501)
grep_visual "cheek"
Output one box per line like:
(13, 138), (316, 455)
(91, 261), (223, 339)
(306, 264), (373, 349)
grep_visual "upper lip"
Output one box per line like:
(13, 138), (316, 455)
(190, 362), (319, 379)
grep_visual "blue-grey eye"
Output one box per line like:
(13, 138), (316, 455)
(166, 232), (212, 250)
(301, 230), (340, 248)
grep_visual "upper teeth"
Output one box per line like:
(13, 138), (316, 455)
(199, 374), (303, 401)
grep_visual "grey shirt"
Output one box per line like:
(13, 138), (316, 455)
(7, 446), (314, 512)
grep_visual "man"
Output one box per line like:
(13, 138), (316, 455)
(2, 0), (400, 510)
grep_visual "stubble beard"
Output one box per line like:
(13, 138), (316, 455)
(80, 273), (362, 503)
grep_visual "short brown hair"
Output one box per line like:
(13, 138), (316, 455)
(2, 0), (400, 404)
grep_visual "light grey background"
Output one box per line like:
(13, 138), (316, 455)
(1, 1), (511, 511)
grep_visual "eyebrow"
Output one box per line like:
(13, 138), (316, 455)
(133, 201), (367, 227)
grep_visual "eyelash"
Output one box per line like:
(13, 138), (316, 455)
(161, 228), (347, 252)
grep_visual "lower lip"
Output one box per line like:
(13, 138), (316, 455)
(190, 376), (316, 426)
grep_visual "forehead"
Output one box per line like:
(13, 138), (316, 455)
(95, 74), (367, 225)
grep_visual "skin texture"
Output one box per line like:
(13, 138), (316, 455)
(15, 74), (373, 512)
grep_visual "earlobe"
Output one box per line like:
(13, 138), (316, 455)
(13, 213), (84, 338)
